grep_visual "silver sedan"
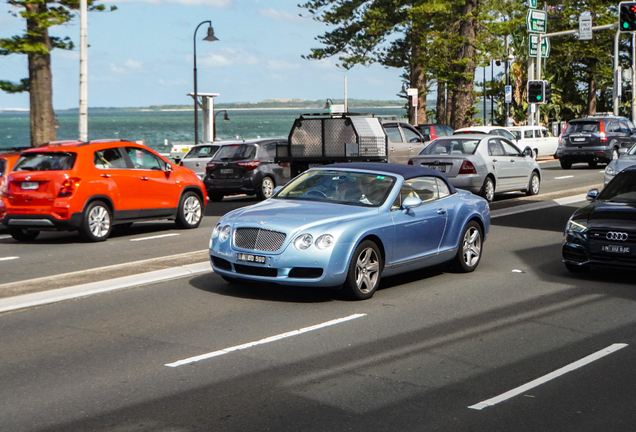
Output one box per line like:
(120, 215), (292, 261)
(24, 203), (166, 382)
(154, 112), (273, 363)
(604, 144), (636, 186)
(408, 134), (541, 202)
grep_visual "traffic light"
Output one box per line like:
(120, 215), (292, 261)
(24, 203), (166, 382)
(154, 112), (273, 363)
(527, 80), (546, 104)
(619, 2), (636, 32)
(544, 81), (552, 103)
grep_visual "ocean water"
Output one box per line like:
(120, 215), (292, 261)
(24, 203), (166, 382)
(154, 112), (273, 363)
(0, 107), (407, 154)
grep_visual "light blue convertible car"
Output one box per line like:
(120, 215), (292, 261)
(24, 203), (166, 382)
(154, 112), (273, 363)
(209, 163), (490, 300)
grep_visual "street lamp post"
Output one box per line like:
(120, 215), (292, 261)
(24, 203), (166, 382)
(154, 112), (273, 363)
(213, 110), (230, 141)
(193, 21), (218, 144)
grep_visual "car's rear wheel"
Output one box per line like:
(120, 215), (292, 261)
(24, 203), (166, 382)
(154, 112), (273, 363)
(8, 228), (40, 242)
(257, 176), (275, 200)
(480, 177), (495, 202)
(80, 201), (112, 242)
(344, 240), (382, 300)
(175, 191), (203, 229)
(526, 171), (540, 196)
(588, 161), (598, 168)
(451, 221), (483, 272)
(560, 160), (572, 169)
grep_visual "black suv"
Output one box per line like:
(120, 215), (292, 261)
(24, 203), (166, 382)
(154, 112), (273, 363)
(203, 138), (289, 201)
(555, 115), (636, 169)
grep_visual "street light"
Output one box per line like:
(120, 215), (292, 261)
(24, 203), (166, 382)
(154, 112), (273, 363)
(324, 98), (334, 110)
(193, 21), (219, 144)
(213, 110), (230, 141)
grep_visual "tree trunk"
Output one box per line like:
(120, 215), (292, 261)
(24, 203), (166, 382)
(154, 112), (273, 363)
(27, 5), (56, 147)
(436, 80), (446, 124)
(409, 40), (427, 125)
(449, 0), (478, 129)
(587, 59), (597, 116)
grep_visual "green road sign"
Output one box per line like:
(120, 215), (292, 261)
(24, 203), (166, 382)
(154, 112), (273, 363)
(527, 9), (547, 34)
(528, 0), (538, 8)
(529, 34), (550, 57)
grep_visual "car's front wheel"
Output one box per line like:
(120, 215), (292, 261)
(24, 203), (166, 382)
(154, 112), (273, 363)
(257, 176), (275, 200)
(80, 201), (112, 242)
(175, 191), (203, 229)
(526, 171), (540, 196)
(8, 228), (40, 242)
(344, 240), (383, 300)
(480, 177), (495, 202)
(451, 221), (483, 272)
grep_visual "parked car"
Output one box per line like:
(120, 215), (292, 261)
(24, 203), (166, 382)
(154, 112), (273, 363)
(408, 134), (541, 202)
(562, 166), (636, 272)
(415, 124), (454, 141)
(555, 115), (636, 169)
(604, 143), (636, 185)
(507, 126), (559, 159)
(0, 140), (206, 242)
(204, 138), (289, 201)
(381, 120), (428, 164)
(179, 142), (226, 180)
(0, 148), (28, 221)
(453, 126), (518, 142)
(209, 163), (490, 300)
(170, 142), (195, 162)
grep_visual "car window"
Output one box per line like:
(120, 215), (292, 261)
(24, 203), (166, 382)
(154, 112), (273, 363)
(566, 122), (599, 133)
(402, 125), (422, 142)
(215, 144), (257, 161)
(385, 125), (404, 143)
(501, 140), (522, 157)
(94, 148), (127, 169)
(619, 121), (631, 134)
(13, 152), (76, 171)
(440, 126), (453, 136)
(421, 139), (478, 155)
(436, 178), (451, 198)
(391, 176), (442, 210)
(605, 122), (618, 133)
(185, 145), (219, 159)
(262, 142), (278, 158)
(500, 129), (516, 140)
(0, 159), (6, 177)
(126, 147), (166, 170)
(420, 126), (431, 136)
(523, 130), (533, 139)
(487, 139), (505, 156)
(541, 129), (551, 137)
(598, 171), (636, 203)
(510, 130), (521, 139)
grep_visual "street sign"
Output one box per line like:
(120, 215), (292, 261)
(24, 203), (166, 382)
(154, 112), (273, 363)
(527, 9), (547, 34)
(529, 34), (550, 57)
(579, 11), (592, 40)
(528, 0), (537, 8)
(505, 85), (512, 103)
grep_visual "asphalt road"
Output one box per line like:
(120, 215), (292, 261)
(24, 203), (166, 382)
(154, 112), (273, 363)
(2, 159), (635, 431)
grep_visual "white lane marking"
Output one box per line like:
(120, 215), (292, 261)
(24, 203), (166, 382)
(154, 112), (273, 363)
(166, 313), (367, 368)
(468, 343), (628, 410)
(554, 175), (574, 180)
(130, 233), (180, 242)
(0, 256), (19, 261)
(0, 235), (12, 240)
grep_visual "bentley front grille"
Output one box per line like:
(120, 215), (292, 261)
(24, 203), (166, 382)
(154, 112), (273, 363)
(234, 228), (286, 252)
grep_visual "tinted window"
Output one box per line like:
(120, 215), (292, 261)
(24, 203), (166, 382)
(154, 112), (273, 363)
(385, 125), (404, 143)
(126, 147), (166, 170)
(14, 152), (76, 171)
(541, 129), (550, 137)
(619, 121), (631, 134)
(599, 171), (636, 203)
(214, 144), (257, 161)
(94, 148), (127, 169)
(402, 125), (422, 142)
(0, 159), (6, 177)
(422, 139), (479, 155)
(566, 121), (599, 133)
(185, 145), (220, 159)
(262, 142), (278, 158)
(605, 122), (619, 133)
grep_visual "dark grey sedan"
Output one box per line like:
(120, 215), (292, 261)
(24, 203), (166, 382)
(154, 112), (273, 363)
(604, 144), (636, 185)
(408, 134), (541, 202)
(203, 138), (289, 201)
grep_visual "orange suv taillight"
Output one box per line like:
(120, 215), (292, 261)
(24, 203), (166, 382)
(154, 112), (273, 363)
(58, 177), (81, 197)
(237, 161), (260, 171)
(599, 121), (607, 142)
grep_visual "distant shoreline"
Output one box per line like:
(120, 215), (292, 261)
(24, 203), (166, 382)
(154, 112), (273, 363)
(1, 106), (405, 113)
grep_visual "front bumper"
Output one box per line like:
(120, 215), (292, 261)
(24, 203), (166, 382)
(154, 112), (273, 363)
(555, 146), (612, 163)
(562, 231), (636, 270)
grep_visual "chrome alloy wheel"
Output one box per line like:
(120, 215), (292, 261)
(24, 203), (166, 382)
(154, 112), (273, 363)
(355, 247), (381, 294)
(483, 178), (494, 202)
(88, 205), (111, 238)
(261, 177), (275, 198)
(530, 174), (540, 194)
(461, 225), (482, 268)
(183, 195), (202, 225)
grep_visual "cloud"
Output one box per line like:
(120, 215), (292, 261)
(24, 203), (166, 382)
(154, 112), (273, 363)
(265, 60), (300, 71)
(197, 48), (258, 67)
(110, 59), (143, 74)
(259, 8), (302, 22)
(102, 0), (231, 5)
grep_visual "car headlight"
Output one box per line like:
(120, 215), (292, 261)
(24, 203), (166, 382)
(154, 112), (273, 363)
(294, 233), (313, 250)
(219, 225), (231, 242)
(315, 234), (335, 249)
(605, 165), (617, 176)
(212, 223), (221, 238)
(565, 219), (588, 233)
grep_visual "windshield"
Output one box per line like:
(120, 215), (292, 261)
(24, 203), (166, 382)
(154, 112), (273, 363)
(420, 138), (479, 155)
(185, 145), (220, 159)
(628, 144), (636, 156)
(13, 152), (76, 171)
(214, 144), (256, 161)
(598, 171), (636, 203)
(276, 170), (396, 207)
(565, 122), (599, 134)
(510, 130), (522, 139)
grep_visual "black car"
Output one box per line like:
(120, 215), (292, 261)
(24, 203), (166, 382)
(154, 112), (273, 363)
(555, 115), (636, 169)
(562, 166), (636, 272)
(203, 138), (289, 201)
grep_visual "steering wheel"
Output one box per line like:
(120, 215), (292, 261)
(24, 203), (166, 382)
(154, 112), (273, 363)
(305, 190), (328, 199)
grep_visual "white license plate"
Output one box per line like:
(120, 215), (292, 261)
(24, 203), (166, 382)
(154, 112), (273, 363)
(237, 253), (266, 264)
(21, 181), (39, 190)
(428, 165), (446, 172)
(602, 245), (630, 253)
(220, 169), (233, 174)
(573, 137), (586, 142)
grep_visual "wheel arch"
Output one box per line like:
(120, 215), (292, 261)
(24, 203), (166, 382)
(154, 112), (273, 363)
(180, 186), (206, 206)
(356, 234), (386, 269)
(81, 195), (114, 216)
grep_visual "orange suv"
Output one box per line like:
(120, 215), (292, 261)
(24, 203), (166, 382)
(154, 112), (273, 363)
(0, 139), (207, 242)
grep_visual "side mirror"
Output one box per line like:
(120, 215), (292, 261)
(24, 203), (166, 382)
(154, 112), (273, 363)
(402, 196), (422, 210)
(165, 163), (173, 172)
(523, 147), (533, 157)
(619, 148), (628, 157)
(587, 188), (600, 201)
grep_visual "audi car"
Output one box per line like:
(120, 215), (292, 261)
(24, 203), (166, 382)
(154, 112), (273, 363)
(562, 166), (636, 272)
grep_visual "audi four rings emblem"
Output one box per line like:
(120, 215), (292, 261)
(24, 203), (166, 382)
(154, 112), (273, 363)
(606, 232), (628, 241)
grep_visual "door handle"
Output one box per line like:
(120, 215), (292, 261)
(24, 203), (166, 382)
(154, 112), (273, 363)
(437, 208), (446, 215)
(141, 177), (149, 181)
(100, 174), (111, 178)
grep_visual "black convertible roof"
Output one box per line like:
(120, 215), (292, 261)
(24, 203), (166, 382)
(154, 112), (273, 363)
(321, 162), (457, 193)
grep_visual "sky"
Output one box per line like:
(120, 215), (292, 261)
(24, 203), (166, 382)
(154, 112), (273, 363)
(0, 0), (406, 110)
